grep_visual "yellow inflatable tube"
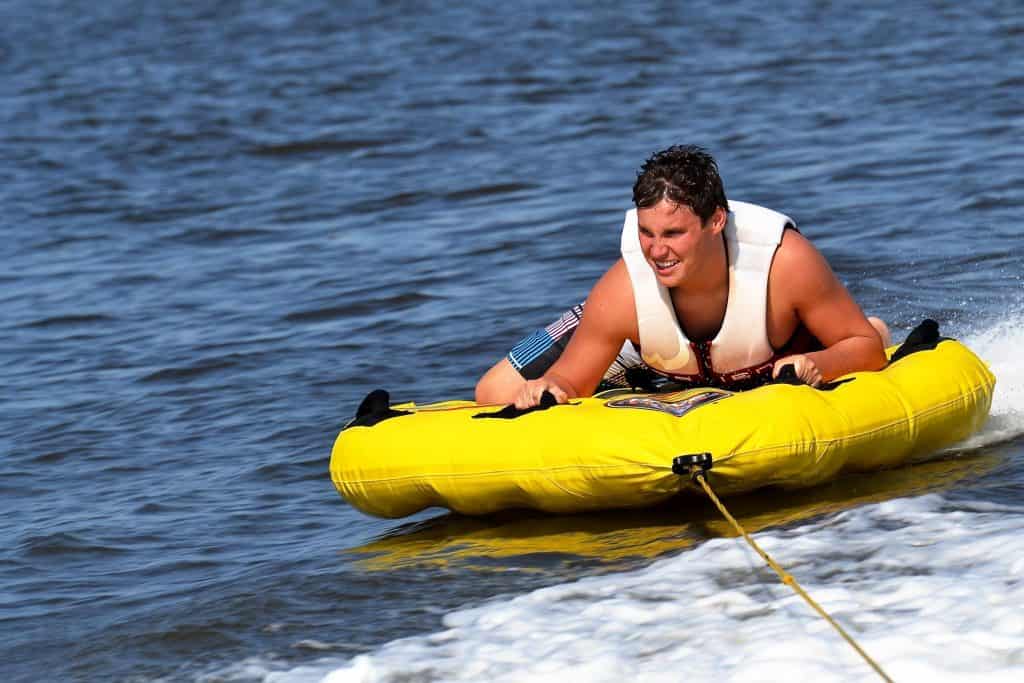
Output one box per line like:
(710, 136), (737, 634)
(331, 327), (994, 518)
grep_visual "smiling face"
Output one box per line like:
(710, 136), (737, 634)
(637, 199), (727, 289)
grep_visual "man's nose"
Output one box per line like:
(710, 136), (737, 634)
(650, 239), (669, 258)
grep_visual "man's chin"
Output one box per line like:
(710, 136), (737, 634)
(654, 272), (682, 287)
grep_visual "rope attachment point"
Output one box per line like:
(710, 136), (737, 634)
(672, 452), (712, 480)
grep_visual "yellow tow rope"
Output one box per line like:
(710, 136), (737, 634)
(691, 470), (894, 683)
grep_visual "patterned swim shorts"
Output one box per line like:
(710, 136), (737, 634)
(506, 303), (646, 389)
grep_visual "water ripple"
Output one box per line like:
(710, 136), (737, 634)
(21, 313), (117, 329)
(19, 532), (128, 558)
(282, 292), (442, 324)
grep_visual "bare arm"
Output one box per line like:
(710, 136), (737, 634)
(514, 260), (636, 408)
(771, 230), (887, 384)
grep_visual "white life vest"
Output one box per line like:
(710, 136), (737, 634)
(620, 200), (794, 382)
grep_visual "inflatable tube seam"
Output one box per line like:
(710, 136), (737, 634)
(336, 463), (665, 485)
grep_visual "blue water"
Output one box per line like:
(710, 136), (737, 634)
(2, 1), (1022, 680)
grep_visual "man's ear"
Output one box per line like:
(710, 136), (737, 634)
(707, 206), (727, 234)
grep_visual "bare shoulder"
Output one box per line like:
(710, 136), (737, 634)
(769, 227), (879, 353)
(588, 259), (632, 307)
(582, 259), (638, 341)
(770, 228), (838, 298)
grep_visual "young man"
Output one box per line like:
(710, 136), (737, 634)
(476, 145), (891, 409)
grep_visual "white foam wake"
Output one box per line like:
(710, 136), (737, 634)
(217, 493), (1024, 683)
(958, 317), (1024, 448)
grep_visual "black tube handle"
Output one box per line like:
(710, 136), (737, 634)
(473, 391), (566, 420)
(344, 389), (412, 429)
(773, 364), (803, 385)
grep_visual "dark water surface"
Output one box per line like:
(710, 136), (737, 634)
(2, 1), (1022, 680)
